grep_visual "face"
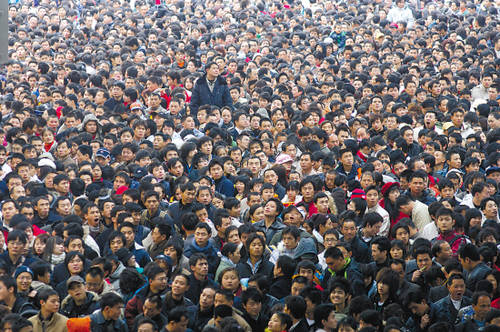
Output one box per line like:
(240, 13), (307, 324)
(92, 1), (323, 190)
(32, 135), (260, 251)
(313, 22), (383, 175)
(85, 274), (103, 293)
(194, 227), (210, 246)
(171, 275), (189, 296)
(192, 259), (209, 278)
(200, 287), (216, 310)
(448, 278), (465, 301)
(150, 272), (168, 292)
(67, 239), (84, 254)
(249, 238), (264, 258)
(268, 314), (286, 332)
(437, 214), (454, 233)
(416, 253), (432, 271)
(221, 271), (239, 291)
(16, 272), (32, 292)
(473, 295), (492, 320)
(42, 294), (60, 313)
(341, 221), (356, 241)
(409, 176), (425, 195)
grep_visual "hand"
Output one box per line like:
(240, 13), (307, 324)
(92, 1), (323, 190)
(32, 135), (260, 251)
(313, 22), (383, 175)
(412, 269), (422, 282)
(420, 314), (430, 329)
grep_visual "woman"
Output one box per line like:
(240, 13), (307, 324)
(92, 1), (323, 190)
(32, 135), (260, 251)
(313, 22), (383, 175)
(41, 128), (56, 152)
(42, 236), (66, 268)
(391, 222), (411, 254)
(218, 267), (243, 304)
(180, 141), (198, 176)
(237, 234), (273, 279)
(215, 243), (241, 281)
(379, 182), (407, 230)
(390, 239), (408, 261)
(347, 197), (366, 226)
(32, 233), (49, 260)
(55, 251), (87, 298)
(234, 175), (250, 201)
(371, 269), (399, 314)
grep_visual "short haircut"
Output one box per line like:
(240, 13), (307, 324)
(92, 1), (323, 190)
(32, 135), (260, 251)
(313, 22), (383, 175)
(284, 295), (307, 319)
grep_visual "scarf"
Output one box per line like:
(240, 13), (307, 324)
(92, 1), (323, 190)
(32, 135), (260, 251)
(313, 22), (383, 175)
(51, 253), (66, 265)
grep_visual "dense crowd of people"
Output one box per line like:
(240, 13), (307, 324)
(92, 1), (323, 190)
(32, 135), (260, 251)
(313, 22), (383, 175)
(2, 0), (500, 331)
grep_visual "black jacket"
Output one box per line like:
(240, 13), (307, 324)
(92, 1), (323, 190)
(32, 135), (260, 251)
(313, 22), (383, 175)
(289, 319), (310, 332)
(269, 276), (292, 300)
(190, 74), (233, 116)
(237, 258), (274, 279)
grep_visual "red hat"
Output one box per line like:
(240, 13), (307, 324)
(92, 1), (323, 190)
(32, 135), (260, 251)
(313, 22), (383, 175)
(351, 188), (366, 200)
(381, 182), (400, 197)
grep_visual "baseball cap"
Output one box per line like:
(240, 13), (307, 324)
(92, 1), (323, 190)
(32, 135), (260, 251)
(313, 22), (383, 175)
(67, 276), (85, 288)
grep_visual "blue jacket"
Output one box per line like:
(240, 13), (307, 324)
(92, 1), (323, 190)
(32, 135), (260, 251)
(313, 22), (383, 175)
(184, 238), (220, 277)
(214, 176), (234, 197)
(90, 310), (128, 332)
(128, 243), (152, 268)
(190, 74), (233, 116)
(434, 295), (472, 324)
(466, 262), (491, 291)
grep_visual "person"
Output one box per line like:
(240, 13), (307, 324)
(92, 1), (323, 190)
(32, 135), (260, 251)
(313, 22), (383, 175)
(28, 288), (68, 332)
(387, 0), (415, 28)
(241, 287), (267, 332)
(455, 291), (492, 332)
(125, 265), (168, 328)
(433, 274), (471, 325)
(89, 292), (128, 332)
(458, 243), (492, 291)
(131, 295), (167, 332)
(284, 295), (309, 332)
(269, 255), (296, 300)
(60, 276), (100, 318)
(184, 253), (217, 304)
(404, 291), (440, 332)
(190, 61), (233, 116)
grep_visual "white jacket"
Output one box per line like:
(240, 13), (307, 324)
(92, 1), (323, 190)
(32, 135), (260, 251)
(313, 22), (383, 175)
(387, 6), (415, 28)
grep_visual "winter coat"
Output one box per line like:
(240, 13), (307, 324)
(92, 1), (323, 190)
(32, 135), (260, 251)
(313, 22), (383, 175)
(60, 291), (101, 318)
(29, 312), (68, 332)
(90, 310), (128, 332)
(190, 74), (233, 116)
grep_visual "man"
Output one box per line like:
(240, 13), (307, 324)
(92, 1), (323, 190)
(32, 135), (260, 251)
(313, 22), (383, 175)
(431, 240), (453, 267)
(339, 213), (370, 263)
(364, 186), (390, 237)
(33, 196), (57, 228)
(60, 276), (100, 318)
(396, 195), (432, 234)
(162, 273), (196, 320)
(184, 254), (217, 304)
(284, 295), (309, 332)
(321, 246), (362, 291)
(404, 170), (437, 205)
(90, 292), (128, 332)
(405, 291), (440, 331)
(253, 198), (286, 244)
(164, 307), (189, 332)
(359, 212), (383, 245)
(369, 236), (391, 275)
(192, 286), (216, 332)
(434, 274), (472, 325)
(0, 229), (38, 275)
(190, 61), (232, 116)
(241, 288), (267, 332)
(125, 265), (168, 328)
(208, 159), (234, 197)
(269, 255), (296, 300)
(132, 295), (167, 332)
(85, 267), (114, 296)
(146, 221), (171, 259)
(456, 292), (492, 331)
(462, 182), (490, 209)
(434, 208), (467, 255)
(167, 182), (196, 221)
(0, 274), (37, 316)
(313, 304), (337, 332)
(28, 288), (68, 332)
(336, 148), (359, 181)
(458, 243), (492, 291)
(207, 290), (252, 332)
(119, 222), (152, 268)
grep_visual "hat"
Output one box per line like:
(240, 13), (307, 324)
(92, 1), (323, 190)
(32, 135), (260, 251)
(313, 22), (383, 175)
(351, 188), (366, 200)
(381, 182), (400, 197)
(486, 166), (500, 176)
(66, 275), (85, 288)
(115, 185), (129, 195)
(154, 254), (173, 266)
(389, 23), (399, 29)
(115, 248), (134, 264)
(276, 154), (294, 164)
(14, 266), (33, 279)
(96, 148), (110, 159)
(38, 158), (56, 169)
(130, 102), (143, 111)
(133, 167), (147, 179)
